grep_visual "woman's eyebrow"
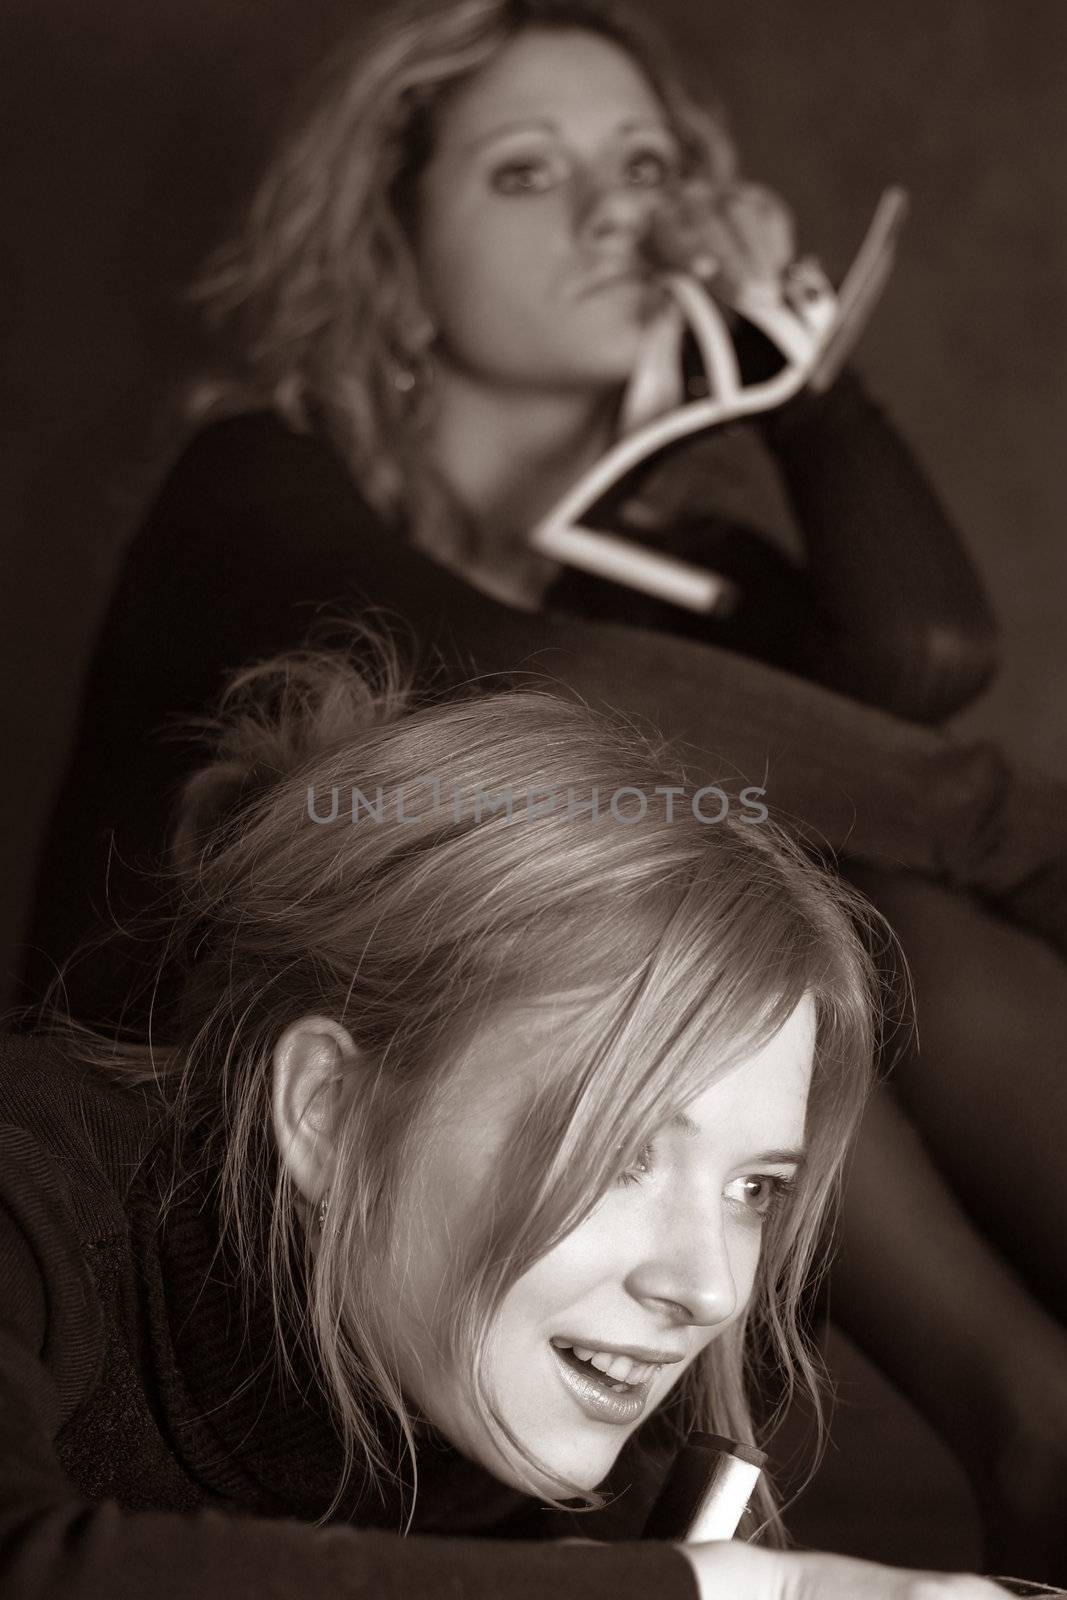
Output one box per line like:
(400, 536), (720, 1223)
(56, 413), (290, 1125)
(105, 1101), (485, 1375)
(670, 1113), (807, 1167)
(749, 1147), (808, 1167)
(464, 115), (673, 156)
(464, 118), (556, 155)
(616, 117), (675, 136)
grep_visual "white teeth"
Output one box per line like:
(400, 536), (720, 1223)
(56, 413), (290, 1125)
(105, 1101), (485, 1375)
(589, 1352), (628, 1380)
(583, 1351), (657, 1385)
(553, 1340), (661, 1388)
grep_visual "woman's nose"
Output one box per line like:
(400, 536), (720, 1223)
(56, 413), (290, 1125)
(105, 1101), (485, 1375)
(623, 1209), (742, 1328)
(573, 170), (656, 251)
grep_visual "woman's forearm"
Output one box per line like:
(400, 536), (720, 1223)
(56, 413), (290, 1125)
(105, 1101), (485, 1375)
(759, 370), (1001, 723)
(0, 1484), (696, 1600)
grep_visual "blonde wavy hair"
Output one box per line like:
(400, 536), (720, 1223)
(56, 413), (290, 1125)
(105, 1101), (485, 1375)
(192, 0), (735, 546)
(87, 633), (882, 1540)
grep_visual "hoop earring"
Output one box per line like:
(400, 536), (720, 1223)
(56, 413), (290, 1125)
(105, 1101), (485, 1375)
(317, 1193), (330, 1232)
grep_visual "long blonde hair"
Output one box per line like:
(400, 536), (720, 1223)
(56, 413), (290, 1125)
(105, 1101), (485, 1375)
(192, 0), (735, 546)
(84, 634), (882, 1538)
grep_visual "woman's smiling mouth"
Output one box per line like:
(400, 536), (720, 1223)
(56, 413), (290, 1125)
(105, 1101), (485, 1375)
(549, 1337), (681, 1424)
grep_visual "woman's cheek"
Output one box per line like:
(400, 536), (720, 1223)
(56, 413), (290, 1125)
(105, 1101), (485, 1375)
(727, 1216), (765, 1308)
(435, 231), (540, 349)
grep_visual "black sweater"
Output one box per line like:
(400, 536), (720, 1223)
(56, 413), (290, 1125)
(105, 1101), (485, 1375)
(0, 1031), (698, 1600)
(22, 376), (1067, 1018)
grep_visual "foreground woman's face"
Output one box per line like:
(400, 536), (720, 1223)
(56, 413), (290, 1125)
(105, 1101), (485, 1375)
(389, 996), (815, 1495)
(415, 28), (683, 392)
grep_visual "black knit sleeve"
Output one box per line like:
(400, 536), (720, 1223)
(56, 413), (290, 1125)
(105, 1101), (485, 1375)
(757, 369), (1001, 723)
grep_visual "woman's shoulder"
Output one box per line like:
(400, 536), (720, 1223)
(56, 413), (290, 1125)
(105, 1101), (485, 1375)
(0, 1031), (161, 1238)
(178, 404), (323, 459)
(163, 407), (361, 509)
(132, 407), (389, 593)
(0, 1033), (160, 1436)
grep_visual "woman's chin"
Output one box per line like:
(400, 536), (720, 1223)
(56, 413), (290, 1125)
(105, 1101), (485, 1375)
(490, 1434), (624, 1500)
(566, 335), (654, 385)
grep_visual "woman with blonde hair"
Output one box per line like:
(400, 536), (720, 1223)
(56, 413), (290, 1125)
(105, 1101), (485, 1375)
(20, 0), (1067, 1580)
(0, 642), (1011, 1598)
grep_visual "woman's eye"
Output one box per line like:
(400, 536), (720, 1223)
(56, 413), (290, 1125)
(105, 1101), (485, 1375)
(490, 158), (559, 195)
(617, 1141), (655, 1188)
(624, 149), (675, 188)
(727, 1174), (797, 1219)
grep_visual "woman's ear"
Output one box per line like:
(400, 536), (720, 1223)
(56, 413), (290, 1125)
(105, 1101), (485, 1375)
(271, 1015), (360, 1204)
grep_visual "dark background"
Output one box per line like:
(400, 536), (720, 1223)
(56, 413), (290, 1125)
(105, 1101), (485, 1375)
(2, 0), (1065, 1569)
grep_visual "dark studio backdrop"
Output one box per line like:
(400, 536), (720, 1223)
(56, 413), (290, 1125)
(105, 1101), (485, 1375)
(1, 0), (1065, 1570)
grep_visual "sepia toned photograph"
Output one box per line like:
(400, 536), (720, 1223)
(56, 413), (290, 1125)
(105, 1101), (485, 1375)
(1, 1), (1065, 1595)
